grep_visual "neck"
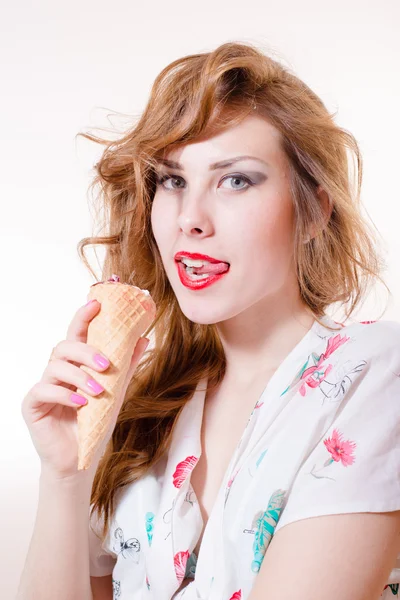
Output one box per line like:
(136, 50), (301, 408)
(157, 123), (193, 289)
(216, 294), (315, 389)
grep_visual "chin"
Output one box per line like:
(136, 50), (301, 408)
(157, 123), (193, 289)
(177, 296), (247, 326)
(176, 302), (226, 326)
(181, 309), (222, 326)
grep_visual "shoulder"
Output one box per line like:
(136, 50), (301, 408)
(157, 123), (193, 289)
(321, 318), (400, 368)
(252, 510), (400, 600)
(345, 318), (400, 338)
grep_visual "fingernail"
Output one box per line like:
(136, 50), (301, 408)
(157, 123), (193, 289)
(86, 378), (104, 395)
(85, 299), (96, 307)
(71, 393), (87, 405)
(94, 354), (110, 369)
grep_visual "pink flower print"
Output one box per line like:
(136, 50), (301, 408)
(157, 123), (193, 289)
(227, 469), (239, 490)
(299, 362), (333, 396)
(174, 550), (190, 584)
(323, 333), (350, 360)
(228, 592), (242, 600)
(225, 468), (240, 505)
(323, 428), (356, 467)
(173, 456), (199, 488)
(249, 399), (264, 420)
(299, 333), (349, 396)
(333, 320), (345, 327)
(310, 428), (357, 479)
(282, 333), (349, 397)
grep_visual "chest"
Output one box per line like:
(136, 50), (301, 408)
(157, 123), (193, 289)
(190, 378), (271, 557)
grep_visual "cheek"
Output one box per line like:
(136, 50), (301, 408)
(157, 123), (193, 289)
(150, 197), (167, 246)
(150, 202), (157, 239)
(240, 199), (294, 256)
(150, 198), (178, 268)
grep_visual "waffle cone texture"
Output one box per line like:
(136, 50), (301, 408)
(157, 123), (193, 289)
(76, 281), (156, 470)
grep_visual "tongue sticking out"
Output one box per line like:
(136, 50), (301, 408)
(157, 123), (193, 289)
(193, 262), (230, 275)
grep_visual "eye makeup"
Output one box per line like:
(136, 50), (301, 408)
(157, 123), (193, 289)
(154, 171), (267, 190)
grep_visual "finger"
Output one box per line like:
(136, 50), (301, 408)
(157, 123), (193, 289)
(91, 337), (151, 452)
(102, 338), (150, 440)
(43, 359), (105, 397)
(134, 337), (150, 361)
(66, 299), (101, 344)
(22, 382), (89, 418)
(126, 337), (150, 382)
(47, 340), (111, 373)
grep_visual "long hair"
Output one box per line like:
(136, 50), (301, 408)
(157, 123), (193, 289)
(76, 41), (387, 542)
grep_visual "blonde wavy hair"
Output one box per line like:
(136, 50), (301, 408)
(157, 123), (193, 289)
(76, 41), (387, 542)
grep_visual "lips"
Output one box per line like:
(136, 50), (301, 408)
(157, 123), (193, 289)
(175, 260), (229, 290)
(174, 251), (230, 265)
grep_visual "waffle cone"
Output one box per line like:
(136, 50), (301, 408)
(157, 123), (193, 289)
(76, 278), (156, 470)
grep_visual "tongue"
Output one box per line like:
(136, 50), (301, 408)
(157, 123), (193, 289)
(193, 262), (230, 275)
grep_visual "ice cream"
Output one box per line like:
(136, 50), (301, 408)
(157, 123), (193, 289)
(75, 274), (156, 470)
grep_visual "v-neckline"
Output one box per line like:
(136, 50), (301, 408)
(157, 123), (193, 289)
(186, 314), (329, 569)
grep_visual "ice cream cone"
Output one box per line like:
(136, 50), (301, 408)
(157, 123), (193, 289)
(76, 275), (156, 470)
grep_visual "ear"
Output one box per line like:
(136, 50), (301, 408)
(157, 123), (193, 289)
(318, 185), (332, 225)
(308, 185), (332, 240)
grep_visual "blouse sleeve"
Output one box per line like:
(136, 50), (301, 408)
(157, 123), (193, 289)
(275, 320), (400, 534)
(88, 505), (117, 577)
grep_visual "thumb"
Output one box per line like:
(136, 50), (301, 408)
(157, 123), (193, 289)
(126, 337), (150, 382)
(102, 337), (150, 446)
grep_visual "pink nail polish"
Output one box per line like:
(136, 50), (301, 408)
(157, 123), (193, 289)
(94, 354), (110, 369)
(71, 393), (87, 405)
(86, 378), (104, 395)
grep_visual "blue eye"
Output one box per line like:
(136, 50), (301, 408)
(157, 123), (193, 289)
(220, 174), (254, 191)
(155, 173), (254, 191)
(155, 174), (185, 190)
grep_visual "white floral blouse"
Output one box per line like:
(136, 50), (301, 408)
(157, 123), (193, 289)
(89, 314), (400, 600)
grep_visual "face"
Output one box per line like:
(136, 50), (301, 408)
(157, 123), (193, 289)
(151, 114), (299, 325)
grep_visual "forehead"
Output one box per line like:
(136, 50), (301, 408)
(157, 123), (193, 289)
(159, 114), (285, 168)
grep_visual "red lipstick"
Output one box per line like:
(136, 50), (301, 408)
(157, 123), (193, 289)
(174, 251), (229, 264)
(175, 261), (229, 290)
(174, 251), (230, 291)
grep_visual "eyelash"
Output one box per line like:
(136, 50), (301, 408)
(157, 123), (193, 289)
(155, 173), (255, 192)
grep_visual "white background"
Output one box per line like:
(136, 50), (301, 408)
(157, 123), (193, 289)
(2, 0), (399, 597)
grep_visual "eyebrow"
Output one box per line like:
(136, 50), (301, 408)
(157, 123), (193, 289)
(156, 155), (270, 171)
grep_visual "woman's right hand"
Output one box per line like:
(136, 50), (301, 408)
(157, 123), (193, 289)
(21, 299), (150, 482)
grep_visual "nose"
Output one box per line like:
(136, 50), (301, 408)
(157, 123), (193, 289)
(177, 194), (213, 237)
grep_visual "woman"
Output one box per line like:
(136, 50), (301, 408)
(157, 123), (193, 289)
(18, 42), (400, 600)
